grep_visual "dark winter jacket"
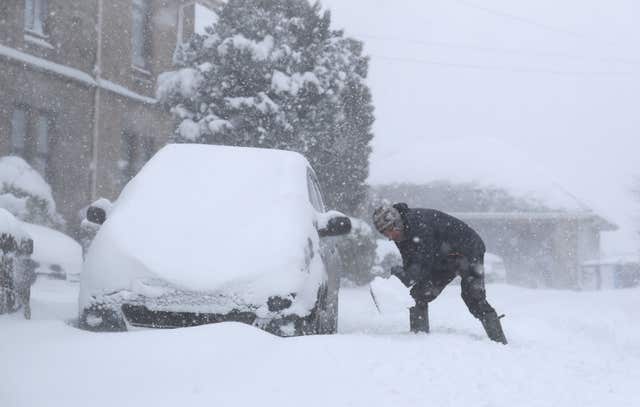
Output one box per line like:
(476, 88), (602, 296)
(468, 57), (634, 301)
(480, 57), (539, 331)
(392, 203), (485, 286)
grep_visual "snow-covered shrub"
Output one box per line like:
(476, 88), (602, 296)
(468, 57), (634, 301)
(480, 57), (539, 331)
(376, 239), (402, 275)
(0, 156), (64, 229)
(157, 0), (374, 214)
(337, 218), (379, 286)
(483, 253), (507, 283)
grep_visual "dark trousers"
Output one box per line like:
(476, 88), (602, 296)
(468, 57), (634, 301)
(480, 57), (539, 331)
(410, 253), (496, 320)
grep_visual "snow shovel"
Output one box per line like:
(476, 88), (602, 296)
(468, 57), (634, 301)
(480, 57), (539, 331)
(369, 283), (382, 314)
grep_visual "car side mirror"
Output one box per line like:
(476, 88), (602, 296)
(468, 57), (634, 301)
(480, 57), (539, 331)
(87, 206), (107, 225)
(318, 216), (352, 237)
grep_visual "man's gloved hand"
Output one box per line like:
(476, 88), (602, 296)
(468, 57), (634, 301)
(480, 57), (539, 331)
(390, 265), (404, 276)
(410, 280), (437, 307)
(390, 265), (414, 287)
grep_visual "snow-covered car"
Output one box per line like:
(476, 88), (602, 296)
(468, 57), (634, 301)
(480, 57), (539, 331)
(21, 222), (82, 281)
(79, 144), (351, 336)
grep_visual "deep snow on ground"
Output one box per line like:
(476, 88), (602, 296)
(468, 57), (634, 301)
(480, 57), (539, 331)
(1, 277), (639, 407)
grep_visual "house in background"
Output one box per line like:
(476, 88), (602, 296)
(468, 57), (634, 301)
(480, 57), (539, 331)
(581, 255), (640, 290)
(0, 0), (219, 231)
(371, 139), (617, 289)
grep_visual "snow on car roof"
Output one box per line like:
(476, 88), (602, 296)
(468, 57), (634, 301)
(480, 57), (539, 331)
(84, 144), (319, 298)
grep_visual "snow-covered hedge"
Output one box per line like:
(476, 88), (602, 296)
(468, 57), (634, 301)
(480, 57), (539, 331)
(0, 156), (64, 228)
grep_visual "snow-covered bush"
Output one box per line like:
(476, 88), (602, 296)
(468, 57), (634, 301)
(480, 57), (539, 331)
(337, 218), (379, 286)
(375, 239), (402, 278)
(157, 0), (374, 214)
(0, 157), (81, 282)
(484, 253), (507, 283)
(0, 156), (64, 229)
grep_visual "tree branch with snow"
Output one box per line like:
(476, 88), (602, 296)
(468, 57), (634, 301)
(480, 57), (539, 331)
(157, 0), (374, 214)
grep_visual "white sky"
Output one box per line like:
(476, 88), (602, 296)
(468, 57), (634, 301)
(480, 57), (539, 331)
(195, 3), (218, 34)
(320, 0), (640, 255)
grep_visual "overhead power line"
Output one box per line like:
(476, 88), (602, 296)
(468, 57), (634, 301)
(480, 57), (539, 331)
(371, 54), (635, 77)
(354, 33), (640, 67)
(451, 0), (621, 45)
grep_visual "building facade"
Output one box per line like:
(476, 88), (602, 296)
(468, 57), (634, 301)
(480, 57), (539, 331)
(0, 0), (218, 231)
(449, 212), (615, 289)
(581, 255), (640, 290)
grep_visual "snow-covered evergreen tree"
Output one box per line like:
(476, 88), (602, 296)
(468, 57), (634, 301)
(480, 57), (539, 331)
(0, 156), (64, 229)
(157, 0), (374, 214)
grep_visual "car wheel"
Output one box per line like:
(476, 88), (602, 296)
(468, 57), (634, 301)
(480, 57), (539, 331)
(79, 304), (127, 332)
(322, 259), (341, 335)
(313, 281), (339, 335)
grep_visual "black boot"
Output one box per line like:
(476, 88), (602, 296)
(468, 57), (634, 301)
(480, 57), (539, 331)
(480, 312), (507, 344)
(409, 304), (429, 333)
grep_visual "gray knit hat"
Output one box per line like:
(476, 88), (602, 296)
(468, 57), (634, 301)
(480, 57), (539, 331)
(373, 205), (403, 233)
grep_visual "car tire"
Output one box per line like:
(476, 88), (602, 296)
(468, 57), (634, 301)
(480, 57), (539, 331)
(313, 281), (339, 335)
(79, 304), (127, 332)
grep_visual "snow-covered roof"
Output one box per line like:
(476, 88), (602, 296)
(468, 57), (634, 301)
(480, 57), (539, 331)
(582, 255), (640, 267)
(370, 138), (592, 213)
(0, 44), (156, 104)
(451, 212), (617, 231)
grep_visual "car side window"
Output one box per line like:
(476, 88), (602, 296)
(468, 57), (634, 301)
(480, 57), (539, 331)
(307, 168), (326, 212)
